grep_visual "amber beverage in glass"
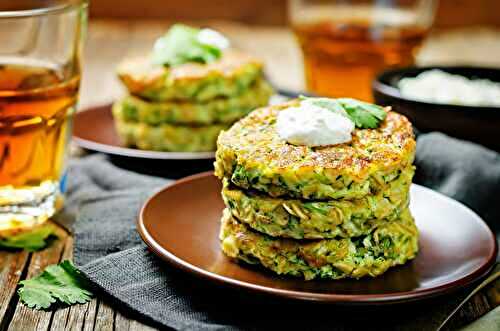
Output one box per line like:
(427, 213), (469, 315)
(289, 0), (437, 101)
(0, 1), (87, 227)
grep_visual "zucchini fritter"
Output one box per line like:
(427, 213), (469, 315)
(117, 50), (263, 102)
(113, 79), (273, 125)
(114, 117), (229, 152)
(222, 165), (413, 239)
(220, 208), (418, 280)
(215, 101), (416, 200)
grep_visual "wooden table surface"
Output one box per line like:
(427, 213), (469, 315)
(1, 20), (500, 331)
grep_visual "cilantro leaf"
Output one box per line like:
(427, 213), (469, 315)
(337, 98), (387, 129)
(299, 96), (387, 129)
(18, 260), (93, 310)
(300, 96), (348, 117)
(152, 24), (223, 67)
(0, 224), (57, 252)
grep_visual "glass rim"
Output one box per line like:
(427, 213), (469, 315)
(0, 0), (88, 19)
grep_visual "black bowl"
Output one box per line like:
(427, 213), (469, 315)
(372, 66), (500, 152)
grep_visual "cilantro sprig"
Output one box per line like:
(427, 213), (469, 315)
(0, 224), (57, 252)
(152, 24), (228, 67)
(338, 98), (387, 129)
(18, 260), (93, 310)
(301, 96), (388, 129)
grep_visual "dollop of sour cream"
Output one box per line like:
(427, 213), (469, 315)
(398, 69), (500, 107)
(197, 28), (230, 50)
(277, 101), (355, 147)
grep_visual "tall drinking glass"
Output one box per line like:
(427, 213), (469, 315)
(0, 1), (87, 228)
(289, 0), (437, 101)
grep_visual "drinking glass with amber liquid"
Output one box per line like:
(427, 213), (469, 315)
(289, 0), (437, 101)
(0, 1), (87, 228)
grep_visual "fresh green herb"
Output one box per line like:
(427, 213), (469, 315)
(152, 24), (225, 67)
(0, 225), (57, 252)
(382, 237), (393, 249)
(232, 165), (249, 183)
(18, 260), (93, 310)
(299, 96), (387, 129)
(300, 96), (346, 115)
(337, 98), (387, 129)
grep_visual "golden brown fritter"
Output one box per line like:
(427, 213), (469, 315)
(215, 100), (416, 200)
(117, 50), (263, 102)
(220, 208), (418, 280)
(222, 163), (412, 239)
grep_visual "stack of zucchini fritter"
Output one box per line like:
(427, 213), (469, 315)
(215, 100), (418, 280)
(113, 50), (273, 152)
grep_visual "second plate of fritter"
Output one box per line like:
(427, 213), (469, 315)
(72, 93), (284, 161)
(137, 172), (497, 304)
(73, 104), (216, 160)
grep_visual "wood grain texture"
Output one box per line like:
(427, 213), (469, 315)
(1, 19), (500, 331)
(90, 0), (286, 25)
(0, 251), (30, 330)
(115, 310), (157, 331)
(93, 301), (115, 331)
(48, 238), (73, 331)
(48, 301), (99, 331)
(114, 310), (131, 330)
(7, 227), (67, 331)
(48, 237), (99, 331)
(89, 0), (500, 28)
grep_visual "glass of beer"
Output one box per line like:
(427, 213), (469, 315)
(0, 1), (87, 226)
(289, 0), (437, 101)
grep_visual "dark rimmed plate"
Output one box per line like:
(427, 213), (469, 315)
(137, 172), (497, 304)
(72, 94), (291, 162)
(72, 104), (216, 160)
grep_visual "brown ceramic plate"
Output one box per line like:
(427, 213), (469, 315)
(138, 172), (497, 304)
(72, 95), (290, 162)
(72, 105), (215, 160)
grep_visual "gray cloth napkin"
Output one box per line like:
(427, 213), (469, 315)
(67, 132), (500, 330)
(459, 306), (500, 331)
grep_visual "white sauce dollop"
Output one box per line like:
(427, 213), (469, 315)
(398, 69), (500, 107)
(197, 28), (230, 50)
(277, 101), (355, 147)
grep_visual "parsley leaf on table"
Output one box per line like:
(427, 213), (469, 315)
(0, 224), (57, 252)
(18, 260), (93, 310)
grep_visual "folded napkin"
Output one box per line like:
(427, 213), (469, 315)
(66, 132), (500, 330)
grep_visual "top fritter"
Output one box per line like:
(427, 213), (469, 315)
(215, 100), (416, 200)
(117, 50), (263, 102)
